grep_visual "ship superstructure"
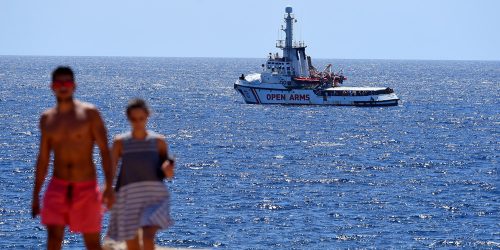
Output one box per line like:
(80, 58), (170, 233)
(234, 7), (399, 106)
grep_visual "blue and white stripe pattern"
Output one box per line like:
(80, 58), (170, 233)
(107, 181), (174, 241)
(115, 131), (164, 191)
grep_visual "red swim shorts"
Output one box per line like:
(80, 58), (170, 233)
(41, 178), (102, 233)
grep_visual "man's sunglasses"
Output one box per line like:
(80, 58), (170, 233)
(52, 80), (75, 88)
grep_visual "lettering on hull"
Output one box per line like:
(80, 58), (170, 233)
(236, 86), (399, 106)
(266, 93), (310, 101)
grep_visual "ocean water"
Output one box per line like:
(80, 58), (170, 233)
(0, 56), (498, 249)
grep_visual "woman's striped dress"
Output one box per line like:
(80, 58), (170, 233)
(107, 131), (173, 241)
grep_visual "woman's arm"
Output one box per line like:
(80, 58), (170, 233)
(157, 136), (174, 179)
(111, 137), (123, 180)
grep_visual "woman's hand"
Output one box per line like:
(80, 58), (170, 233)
(161, 160), (175, 180)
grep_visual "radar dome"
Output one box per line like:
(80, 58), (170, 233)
(285, 6), (293, 14)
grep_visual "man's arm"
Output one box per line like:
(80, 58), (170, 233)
(32, 115), (51, 218)
(89, 108), (115, 208)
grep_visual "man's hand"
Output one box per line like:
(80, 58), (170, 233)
(32, 196), (40, 219)
(162, 160), (175, 180)
(102, 186), (115, 210)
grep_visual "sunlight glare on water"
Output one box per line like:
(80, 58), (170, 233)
(0, 56), (498, 249)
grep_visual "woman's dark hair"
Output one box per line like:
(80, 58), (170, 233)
(52, 66), (74, 82)
(126, 98), (150, 116)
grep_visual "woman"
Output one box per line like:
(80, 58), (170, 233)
(107, 98), (174, 250)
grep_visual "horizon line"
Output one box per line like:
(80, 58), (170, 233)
(1, 54), (499, 62)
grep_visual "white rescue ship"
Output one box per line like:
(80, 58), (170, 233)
(234, 7), (400, 106)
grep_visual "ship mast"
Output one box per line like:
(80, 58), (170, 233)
(276, 6), (309, 77)
(283, 7), (294, 59)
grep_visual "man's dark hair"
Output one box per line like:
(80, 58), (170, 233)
(126, 98), (150, 116)
(51, 66), (74, 82)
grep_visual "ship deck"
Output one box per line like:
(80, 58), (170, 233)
(325, 86), (387, 91)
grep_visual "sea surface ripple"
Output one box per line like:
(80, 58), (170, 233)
(0, 56), (498, 249)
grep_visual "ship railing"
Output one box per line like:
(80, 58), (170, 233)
(276, 40), (306, 48)
(292, 41), (306, 48)
(326, 88), (394, 96)
(276, 40), (285, 48)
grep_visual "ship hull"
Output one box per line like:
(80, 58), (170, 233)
(234, 80), (399, 106)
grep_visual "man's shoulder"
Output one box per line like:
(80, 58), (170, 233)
(40, 107), (56, 119)
(76, 100), (102, 119)
(76, 100), (98, 112)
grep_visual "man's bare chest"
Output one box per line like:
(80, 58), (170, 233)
(45, 112), (92, 141)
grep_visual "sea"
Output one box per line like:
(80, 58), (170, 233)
(0, 56), (498, 249)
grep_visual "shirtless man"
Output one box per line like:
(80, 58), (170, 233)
(31, 66), (115, 250)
